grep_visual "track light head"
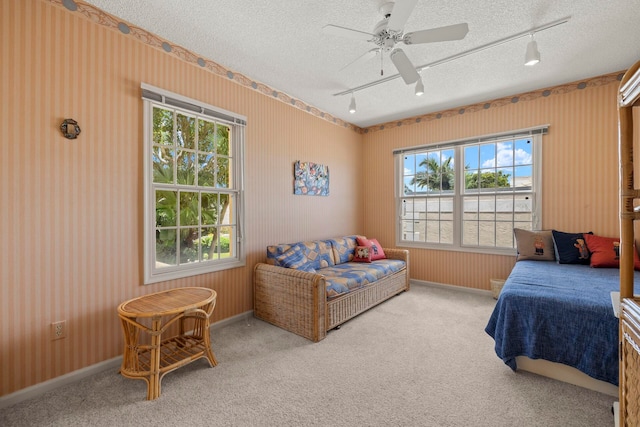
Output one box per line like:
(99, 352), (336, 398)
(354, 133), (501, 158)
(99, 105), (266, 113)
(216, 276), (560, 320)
(415, 77), (424, 96)
(524, 36), (540, 66)
(348, 93), (356, 114)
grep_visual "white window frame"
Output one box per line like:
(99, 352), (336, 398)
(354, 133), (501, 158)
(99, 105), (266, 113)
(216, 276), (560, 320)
(142, 83), (246, 284)
(394, 126), (546, 256)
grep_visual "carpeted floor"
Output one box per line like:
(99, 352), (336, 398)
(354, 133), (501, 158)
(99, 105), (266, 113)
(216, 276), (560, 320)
(0, 284), (617, 426)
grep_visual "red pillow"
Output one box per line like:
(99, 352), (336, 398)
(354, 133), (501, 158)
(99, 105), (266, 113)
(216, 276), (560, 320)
(583, 234), (640, 270)
(356, 236), (386, 260)
(353, 245), (372, 263)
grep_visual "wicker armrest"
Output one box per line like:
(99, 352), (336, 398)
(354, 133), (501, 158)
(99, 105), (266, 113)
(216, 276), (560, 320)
(383, 248), (409, 263)
(253, 263), (327, 342)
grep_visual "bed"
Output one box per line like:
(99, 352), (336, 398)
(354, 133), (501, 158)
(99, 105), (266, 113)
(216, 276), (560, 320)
(485, 260), (627, 386)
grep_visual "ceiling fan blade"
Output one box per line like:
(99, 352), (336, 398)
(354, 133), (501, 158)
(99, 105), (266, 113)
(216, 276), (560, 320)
(387, 0), (419, 32)
(389, 48), (420, 84)
(322, 24), (373, 41)
(339, 48), (379, 72)
(403, 23), (469, 45)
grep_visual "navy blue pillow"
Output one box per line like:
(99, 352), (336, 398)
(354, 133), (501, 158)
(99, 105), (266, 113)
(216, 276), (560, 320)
(551, 230), (593, 264)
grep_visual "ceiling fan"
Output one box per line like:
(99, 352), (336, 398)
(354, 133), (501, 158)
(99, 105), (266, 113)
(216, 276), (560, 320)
(323, 0), (469, 85)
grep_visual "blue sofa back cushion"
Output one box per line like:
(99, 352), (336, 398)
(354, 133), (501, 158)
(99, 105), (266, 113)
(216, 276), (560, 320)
(299, 240), (335, 270)
(267, 240), (335, 270)
(322, 259), (405, 300)
(329, 236), (359, 264)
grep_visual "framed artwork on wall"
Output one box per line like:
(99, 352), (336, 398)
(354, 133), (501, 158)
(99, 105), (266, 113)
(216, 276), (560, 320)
(294, 160), (329, 196)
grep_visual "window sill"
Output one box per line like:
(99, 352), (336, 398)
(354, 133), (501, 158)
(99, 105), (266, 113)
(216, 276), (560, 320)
(396, 241), (517, 257)
(144, 259), (246, 285)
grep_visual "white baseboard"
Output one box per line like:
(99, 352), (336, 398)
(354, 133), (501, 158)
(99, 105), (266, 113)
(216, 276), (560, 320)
(0, 310), (254, 410)
(411, 278), (494, 297)
(0, 356), (123, 410)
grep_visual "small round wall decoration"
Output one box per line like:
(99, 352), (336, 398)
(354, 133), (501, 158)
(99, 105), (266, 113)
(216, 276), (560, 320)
(60, 119), (81, 139)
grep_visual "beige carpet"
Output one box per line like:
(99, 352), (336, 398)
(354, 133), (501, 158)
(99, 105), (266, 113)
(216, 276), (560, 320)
(0, 284), (617, 426)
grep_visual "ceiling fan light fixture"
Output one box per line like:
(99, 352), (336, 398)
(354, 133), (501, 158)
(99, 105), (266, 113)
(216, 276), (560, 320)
(524, 35), (540, 66)
(349, 93), (356, 114)
(415, 77), (424, 96)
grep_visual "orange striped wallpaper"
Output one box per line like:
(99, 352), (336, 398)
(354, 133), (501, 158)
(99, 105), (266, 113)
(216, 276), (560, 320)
(362, 76), (622, 289)
(0, 0), (627, 397)
(0, 0), (362, 397)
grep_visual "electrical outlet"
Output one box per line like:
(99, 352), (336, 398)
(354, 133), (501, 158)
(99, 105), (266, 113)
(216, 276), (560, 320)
(51, 320), (67, 340)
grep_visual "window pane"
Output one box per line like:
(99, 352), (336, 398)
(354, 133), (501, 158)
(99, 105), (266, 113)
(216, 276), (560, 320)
(515, 194), (533, 221)
(514, 165), (532, 189)
(413, 153), (431, 192)
(496, 194), (514, 223)
(176, 113), (195, 149)
(156, 229), (177, 267)
(404, 176), (417, 195)
(177, 150), (196, 185)
(479, 144), (495, 168)
(153, 147), (174, 184)
(440, 220), (453, 244)
(180, 228), (199, 264)
(198, 119), (216, 152)
(479, 169), (496, 189)
(220, 194), (231, 224)
(199, 227), (216, 261)
(219, 225), (234, 258)
(180, 191), (199, 226)
(217, 124), (230, 156)
(478, 221), (496, 246)
(156, 190), (177, 227)
(217, 156), (230, 188)
(404, 155), (416, 176)
(463, 220), (478, 246)
(496, 221), (514, 247)
(152, 107), (173, 146)
(198, 153), (215, 187)
(464, 145), (479, 170)
(441, 150), (455, 192)
(463, 196), (498, 246)
(201, 192), (218, 225)
(496, 141), (513, 167)
(514, 138), (533, 165)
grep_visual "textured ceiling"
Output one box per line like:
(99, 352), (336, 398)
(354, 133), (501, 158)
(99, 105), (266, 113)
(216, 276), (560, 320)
(83, 0), (640, 128)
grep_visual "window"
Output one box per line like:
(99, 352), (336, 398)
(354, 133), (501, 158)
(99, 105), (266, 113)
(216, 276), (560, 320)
(142, 84), (246, 284)
(396, 127), (546, 254)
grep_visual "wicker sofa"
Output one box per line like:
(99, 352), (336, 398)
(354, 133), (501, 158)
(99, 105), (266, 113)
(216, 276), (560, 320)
(253, 235), (409, 342)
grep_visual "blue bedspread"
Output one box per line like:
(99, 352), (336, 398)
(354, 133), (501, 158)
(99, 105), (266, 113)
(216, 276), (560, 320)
(485, 260), (627, 386)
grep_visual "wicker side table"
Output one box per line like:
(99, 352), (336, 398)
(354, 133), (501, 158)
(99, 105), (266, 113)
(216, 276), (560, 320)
(117, 287), (217, 400)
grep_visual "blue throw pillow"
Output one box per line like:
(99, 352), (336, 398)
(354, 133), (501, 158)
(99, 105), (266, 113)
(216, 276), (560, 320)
(551, 230), (593, 264)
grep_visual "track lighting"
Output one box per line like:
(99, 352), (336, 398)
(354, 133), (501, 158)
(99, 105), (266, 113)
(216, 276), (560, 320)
(348, 93), (356, 114)
(524, 34), (540, 66)
(415, 77), (424, 96)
